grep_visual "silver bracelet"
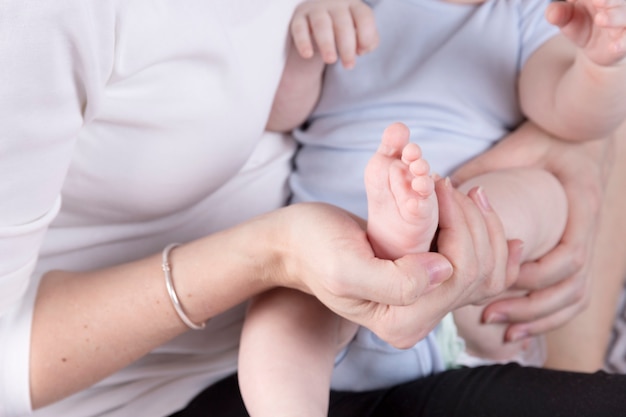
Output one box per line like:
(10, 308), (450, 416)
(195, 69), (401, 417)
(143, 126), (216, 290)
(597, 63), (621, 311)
(162, 243), (206, 330)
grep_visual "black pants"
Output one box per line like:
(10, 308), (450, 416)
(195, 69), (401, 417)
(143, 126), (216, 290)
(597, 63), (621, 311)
(169, 363), (625, 417)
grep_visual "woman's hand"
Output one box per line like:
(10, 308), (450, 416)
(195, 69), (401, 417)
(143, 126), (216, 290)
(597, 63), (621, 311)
(450, 120), (613, 342)
(270, 202), (450, 347)
(275, 176), (519, 348)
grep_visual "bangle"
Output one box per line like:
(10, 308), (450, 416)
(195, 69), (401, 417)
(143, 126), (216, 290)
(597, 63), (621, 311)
(162, 243), (206, 330)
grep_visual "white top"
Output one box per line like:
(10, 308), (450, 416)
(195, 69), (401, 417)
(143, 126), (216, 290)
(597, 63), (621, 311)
(0, 1), (300, 415)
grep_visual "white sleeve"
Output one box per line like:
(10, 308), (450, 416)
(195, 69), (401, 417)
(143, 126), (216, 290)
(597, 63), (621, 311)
(0, 1), (110, 414)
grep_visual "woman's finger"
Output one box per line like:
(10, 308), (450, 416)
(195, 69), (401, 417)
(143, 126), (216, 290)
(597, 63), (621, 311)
(503, 301), (587, 343)
(482, 274), (589, 327)
(466, 186), (512, 300)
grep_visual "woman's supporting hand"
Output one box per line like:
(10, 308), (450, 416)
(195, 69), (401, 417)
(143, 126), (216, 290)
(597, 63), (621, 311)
(276, 175), (518, 349)
(450, 120), (612, 342)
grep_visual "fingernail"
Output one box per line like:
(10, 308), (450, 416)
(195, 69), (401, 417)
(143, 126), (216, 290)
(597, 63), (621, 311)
(427, 260), (453, 285)
(444, 176), (452, 188)
(508, 330), (530, 343)
(485, 312), (508, 324)
(476, 187), (492, 211)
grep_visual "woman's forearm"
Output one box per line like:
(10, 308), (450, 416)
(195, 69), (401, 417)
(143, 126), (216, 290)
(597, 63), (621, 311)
(30, 218), (277, 409)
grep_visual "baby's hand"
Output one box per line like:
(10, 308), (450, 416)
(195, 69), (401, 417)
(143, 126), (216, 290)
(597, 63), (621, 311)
(547, 0), (626, 66)
(291, 0), (379, 69)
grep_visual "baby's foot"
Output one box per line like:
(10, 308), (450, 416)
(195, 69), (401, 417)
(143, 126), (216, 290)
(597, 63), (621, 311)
(365, 122), (438, 260)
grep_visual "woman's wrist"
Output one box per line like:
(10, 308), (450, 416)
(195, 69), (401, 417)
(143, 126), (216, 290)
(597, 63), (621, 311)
(168, 211), (287, 324)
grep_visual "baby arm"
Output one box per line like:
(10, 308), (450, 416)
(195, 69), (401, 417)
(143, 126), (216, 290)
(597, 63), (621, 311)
(520, 0), (626, 141)
(266, 0), (378, 132)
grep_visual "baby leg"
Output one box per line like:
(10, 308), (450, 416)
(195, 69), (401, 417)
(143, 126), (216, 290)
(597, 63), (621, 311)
(239, 288), (358, 417)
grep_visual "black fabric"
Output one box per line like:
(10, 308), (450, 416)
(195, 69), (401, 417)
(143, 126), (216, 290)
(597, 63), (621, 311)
(169, 364), (626, 417)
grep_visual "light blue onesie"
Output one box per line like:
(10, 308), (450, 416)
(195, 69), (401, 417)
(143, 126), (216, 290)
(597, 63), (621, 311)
(290, 0), (559, 391)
